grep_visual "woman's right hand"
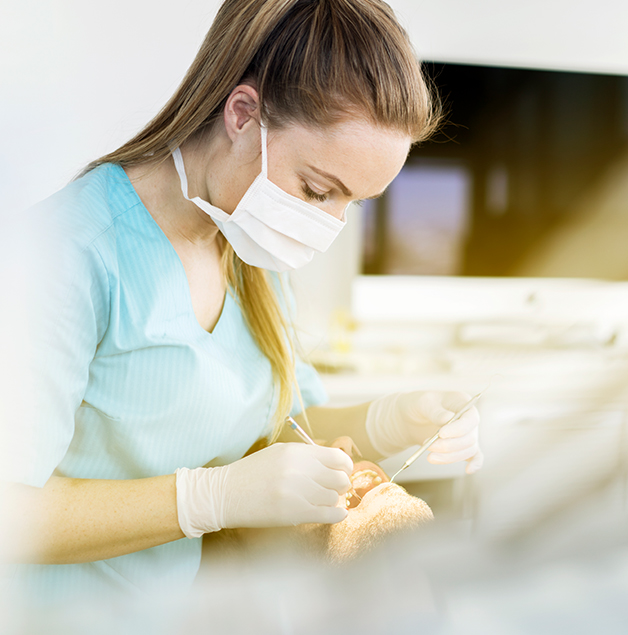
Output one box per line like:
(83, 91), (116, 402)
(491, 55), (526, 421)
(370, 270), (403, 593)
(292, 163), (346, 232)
(175, 443), (353, 537)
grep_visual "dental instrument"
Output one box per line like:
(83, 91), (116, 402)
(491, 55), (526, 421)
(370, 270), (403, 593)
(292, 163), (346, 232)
(390, 387), (489, 483)
(286, 416), (317, 446)
(285, 416), (362, 503)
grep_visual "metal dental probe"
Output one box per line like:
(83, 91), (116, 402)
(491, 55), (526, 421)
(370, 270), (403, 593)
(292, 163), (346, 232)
(285, 416), (362, 502)
(389, 387), (489, 483)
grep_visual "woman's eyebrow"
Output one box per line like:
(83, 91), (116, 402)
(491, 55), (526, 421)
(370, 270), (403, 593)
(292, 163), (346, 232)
(308, 165), (353, 197)
(307, 165), (385, 200)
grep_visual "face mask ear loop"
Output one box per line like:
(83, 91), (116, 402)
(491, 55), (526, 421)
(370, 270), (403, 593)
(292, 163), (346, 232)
(171, 148), (192, 202)
(260, 123), (269, 177)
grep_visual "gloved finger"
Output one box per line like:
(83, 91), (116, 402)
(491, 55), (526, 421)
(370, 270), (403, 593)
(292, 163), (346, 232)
(310, 445), (353, 476)
(312, 466), (352, 495)
(300, 478), (347, 507)
(437, 407), (480, 439)
(429, 428), (478, 454)
(465, 449), (484, 474)
(427, 444), (479, 465)
(329, 436), (363, 458)
(440, 391), (473, 413)
(418, 392), (459, 426)
(306, 505), (348, 525)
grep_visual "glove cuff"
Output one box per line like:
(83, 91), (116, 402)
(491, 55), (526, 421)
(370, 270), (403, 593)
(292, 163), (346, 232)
(365, 392), (410, 457)
(175, 466), (230, 539)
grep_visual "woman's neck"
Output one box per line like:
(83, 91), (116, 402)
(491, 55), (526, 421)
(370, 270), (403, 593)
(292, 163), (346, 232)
(124, 150), (222, 251)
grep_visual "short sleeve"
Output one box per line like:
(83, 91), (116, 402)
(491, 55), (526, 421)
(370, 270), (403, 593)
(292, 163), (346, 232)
(0, 206), (110, 487)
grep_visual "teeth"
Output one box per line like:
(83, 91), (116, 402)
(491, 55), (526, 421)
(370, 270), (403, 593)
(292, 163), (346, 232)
(351, 469), (379, 481)
(374, 476), (382, 483)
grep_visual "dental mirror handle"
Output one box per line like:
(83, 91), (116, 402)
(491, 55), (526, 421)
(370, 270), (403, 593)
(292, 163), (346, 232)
(286, 416), (317, 446)
(390, 430), (440, 483)
(389, 391), (484, 483)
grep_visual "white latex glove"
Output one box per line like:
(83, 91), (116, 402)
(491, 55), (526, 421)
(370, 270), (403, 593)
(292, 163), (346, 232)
(365, 391), (483, 475)
(175, 442), (353, 538)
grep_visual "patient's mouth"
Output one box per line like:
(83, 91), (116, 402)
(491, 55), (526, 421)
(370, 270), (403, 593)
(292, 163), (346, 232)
(345, 461), (390, 509)
(328, 437), (392, 510)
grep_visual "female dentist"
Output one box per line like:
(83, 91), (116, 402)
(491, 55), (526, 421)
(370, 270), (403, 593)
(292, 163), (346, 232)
(1, 0), (482, 599)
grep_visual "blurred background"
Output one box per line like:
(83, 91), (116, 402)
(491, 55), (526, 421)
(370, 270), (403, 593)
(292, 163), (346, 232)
(2, 0), (628, 631)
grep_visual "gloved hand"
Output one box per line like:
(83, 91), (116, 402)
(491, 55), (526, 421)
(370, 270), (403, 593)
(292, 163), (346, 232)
(365, 391), (483, 475)
(175, 442), (353, 538)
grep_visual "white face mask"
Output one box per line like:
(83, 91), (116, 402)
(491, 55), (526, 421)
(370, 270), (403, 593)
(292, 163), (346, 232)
(171, 124), (347, 272)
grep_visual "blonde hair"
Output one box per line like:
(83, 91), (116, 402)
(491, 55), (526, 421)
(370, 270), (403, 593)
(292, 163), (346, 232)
(82, 0), (441, 442)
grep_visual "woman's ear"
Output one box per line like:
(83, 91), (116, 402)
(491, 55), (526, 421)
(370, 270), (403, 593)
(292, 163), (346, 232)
(223, 84), (260, 142)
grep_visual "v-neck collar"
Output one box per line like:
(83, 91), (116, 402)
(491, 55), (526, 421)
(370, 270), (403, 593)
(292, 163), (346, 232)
(111, 163), (233, 338)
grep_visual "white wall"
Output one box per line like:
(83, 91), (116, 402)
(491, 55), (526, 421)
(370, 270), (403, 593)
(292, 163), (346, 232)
(2, 0), (627, 219)
(0, 0), (222, 217)
(396, 0), (628, 75)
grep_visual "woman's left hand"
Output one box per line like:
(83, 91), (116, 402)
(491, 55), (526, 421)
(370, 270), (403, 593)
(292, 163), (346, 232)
(365, 391), (484, 474)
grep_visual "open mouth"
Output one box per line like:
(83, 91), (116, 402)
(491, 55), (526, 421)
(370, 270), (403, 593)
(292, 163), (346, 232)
(345, 460), (390, 509)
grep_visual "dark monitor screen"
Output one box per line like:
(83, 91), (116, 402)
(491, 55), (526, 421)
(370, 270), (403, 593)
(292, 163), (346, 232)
(362, 63), (628, 280)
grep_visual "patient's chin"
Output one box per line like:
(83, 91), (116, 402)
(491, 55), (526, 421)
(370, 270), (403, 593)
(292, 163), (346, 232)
(324, 480), (434, 564)
(348, 481), (433, 528)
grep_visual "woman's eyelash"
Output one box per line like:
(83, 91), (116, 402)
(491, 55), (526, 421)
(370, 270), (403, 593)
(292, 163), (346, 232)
(302, 183), (329, 202)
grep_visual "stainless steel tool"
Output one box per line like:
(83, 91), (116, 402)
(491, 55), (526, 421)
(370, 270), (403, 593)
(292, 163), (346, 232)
(389, 387), (488, 483)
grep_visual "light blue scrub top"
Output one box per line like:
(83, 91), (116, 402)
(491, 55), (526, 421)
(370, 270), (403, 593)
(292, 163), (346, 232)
(1, 163), (327, 600)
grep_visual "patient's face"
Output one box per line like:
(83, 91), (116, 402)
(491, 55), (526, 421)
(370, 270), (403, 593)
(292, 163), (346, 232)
(320, 437), (433, 563)
(201, 436), (434, 567)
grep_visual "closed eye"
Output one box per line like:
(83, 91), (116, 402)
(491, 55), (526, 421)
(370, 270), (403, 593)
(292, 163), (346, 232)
(301, 182), (329, 203)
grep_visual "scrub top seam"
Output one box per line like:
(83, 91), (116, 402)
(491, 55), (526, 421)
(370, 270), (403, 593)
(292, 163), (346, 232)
(56, 193), (145, 341)
(89, 241), (112, 346)
(57, 240), (110, 333)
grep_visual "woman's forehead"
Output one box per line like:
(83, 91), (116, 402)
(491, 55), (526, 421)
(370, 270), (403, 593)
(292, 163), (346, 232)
(275, 119), (411, 198)
(278, 117), (410, 152)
